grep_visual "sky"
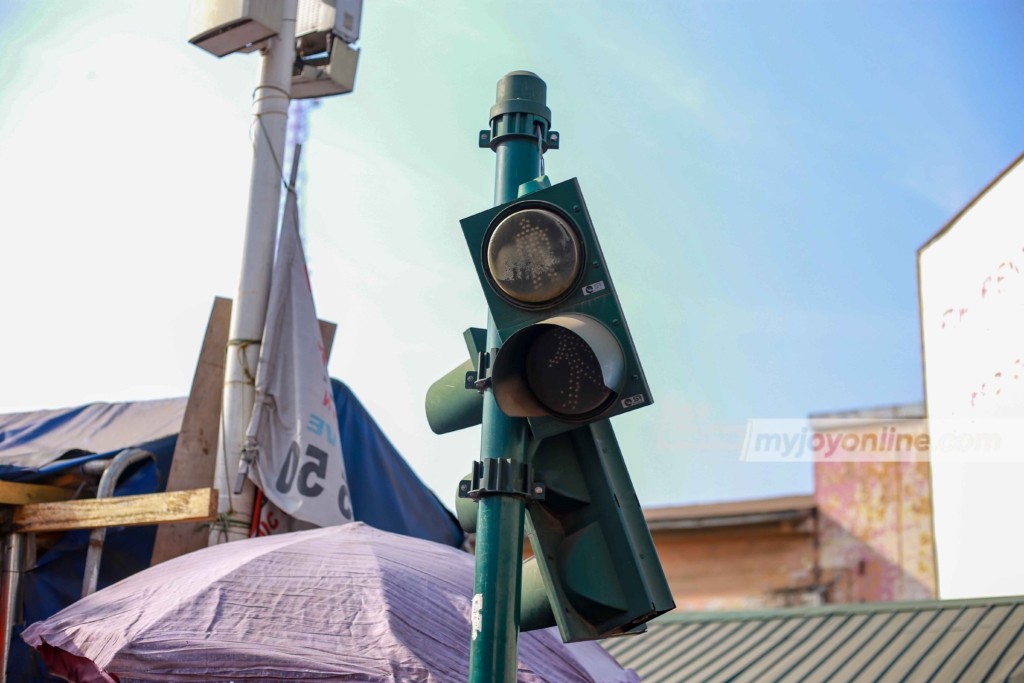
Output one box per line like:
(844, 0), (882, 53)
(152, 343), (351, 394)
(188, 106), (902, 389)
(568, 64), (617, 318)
(1, 1), (1023, 513)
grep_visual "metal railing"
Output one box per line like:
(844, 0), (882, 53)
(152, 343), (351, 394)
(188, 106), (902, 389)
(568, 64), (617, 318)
(81, 448), (155, 598)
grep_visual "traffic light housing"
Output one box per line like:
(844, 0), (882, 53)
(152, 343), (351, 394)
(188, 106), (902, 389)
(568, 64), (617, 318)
(455, 421), (675, 642)
(425, 328), (486, 435)
(459, 178), (652, 439)
(528, 421), (674, 640)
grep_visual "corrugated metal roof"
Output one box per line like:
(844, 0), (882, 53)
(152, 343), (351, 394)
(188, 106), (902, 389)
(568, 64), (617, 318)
(604, 596), (1024, 683)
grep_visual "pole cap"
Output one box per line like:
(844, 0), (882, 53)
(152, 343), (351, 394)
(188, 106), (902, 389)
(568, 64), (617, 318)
(489, 70), (551, 124)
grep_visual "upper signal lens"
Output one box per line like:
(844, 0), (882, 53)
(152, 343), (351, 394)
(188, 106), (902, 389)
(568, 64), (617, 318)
(486, 208), (582, 305)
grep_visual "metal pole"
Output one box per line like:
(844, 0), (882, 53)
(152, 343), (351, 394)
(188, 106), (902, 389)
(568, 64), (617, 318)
(81, 449), (155, 598)
(0, 533), (24, 683)
(468, 71), (548, 683)
(211, 0), (297, 545)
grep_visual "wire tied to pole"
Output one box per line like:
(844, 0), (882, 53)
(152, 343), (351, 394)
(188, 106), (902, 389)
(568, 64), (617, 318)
(253, 112), (296, 194)
(226, 339), (260, 385)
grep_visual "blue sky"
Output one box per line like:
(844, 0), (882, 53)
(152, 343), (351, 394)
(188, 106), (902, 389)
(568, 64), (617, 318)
(1, 1), (1022, 508)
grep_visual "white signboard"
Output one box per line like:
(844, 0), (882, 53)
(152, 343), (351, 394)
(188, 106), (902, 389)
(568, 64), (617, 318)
(919, 153), (1024, 598)
(241, 181), (354, 528)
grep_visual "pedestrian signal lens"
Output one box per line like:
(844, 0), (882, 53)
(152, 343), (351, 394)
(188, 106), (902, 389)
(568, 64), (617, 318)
(486, 208), (582, 305)
(525, 326), (612, 417)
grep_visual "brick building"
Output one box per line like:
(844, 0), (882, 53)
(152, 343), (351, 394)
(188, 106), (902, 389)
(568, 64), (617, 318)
(642, 403), (937, 610)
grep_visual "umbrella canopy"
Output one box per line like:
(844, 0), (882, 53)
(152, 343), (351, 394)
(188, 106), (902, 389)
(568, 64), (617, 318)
(23, 523), (638, 683)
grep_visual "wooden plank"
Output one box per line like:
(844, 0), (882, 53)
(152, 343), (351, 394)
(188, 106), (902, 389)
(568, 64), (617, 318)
(318, 319), (337, 362)
(13, 488), (218, 533)
(0, 481), (75, 505)
(149, 297), (232, 565)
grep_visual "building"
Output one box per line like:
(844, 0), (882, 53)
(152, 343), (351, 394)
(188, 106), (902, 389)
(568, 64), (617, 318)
(811, 403), (937, 604)
(641, 403), (936, 611)
(918, 150), (1024, 598)
(644, 494), (820, 611)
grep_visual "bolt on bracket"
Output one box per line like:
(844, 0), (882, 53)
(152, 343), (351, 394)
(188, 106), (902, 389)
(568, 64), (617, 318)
(464, 349), (496, 393)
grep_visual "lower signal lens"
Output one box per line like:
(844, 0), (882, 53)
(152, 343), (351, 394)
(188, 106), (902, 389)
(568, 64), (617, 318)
(524, 326), (612, 417)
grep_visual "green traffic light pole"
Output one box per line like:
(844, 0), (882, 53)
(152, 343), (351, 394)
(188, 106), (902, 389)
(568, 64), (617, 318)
(469, 71), (555, 683)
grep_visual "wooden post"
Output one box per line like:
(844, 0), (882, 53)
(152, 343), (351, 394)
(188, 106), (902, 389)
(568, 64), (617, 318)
(150, 298), (232, 565)
(318, 320), (337, 362)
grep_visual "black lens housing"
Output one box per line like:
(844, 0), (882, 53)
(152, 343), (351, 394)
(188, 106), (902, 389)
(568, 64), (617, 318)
(480, 201), (586, 311)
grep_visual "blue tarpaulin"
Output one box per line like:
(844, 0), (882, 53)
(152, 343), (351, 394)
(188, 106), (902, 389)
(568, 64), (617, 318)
(333, 379), (462, 547)
(2, 380), (462, 682)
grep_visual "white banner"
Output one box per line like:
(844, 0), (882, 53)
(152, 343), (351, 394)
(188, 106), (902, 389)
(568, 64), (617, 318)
(241, 177), (354, 528)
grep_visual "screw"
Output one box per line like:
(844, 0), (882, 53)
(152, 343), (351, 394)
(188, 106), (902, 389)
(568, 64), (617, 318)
(612, 319), (620, 327)
(534, 485), (543, 495)
(632, 373), (639, 381)
(573, 205), (581, 213)
(592, 260), (599, 269)
(550, 133), (558, 141)
(460, 483), (469, 491)
(565, 607), (571, 614)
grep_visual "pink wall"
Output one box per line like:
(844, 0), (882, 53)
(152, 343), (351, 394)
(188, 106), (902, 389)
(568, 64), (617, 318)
(814, 419), (937, 602)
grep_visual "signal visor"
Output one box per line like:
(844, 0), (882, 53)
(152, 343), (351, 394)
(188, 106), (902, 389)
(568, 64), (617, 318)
(492, 315), (624, 420)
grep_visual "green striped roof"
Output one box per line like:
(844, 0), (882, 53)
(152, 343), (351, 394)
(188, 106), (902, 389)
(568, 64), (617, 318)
(604, 596), (1024, 683)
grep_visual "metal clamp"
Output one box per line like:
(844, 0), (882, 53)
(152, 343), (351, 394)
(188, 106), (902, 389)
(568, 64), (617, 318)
(464, 349), (495, 393)
(458, 458), (545, 501)
(479, 114), (559, 151)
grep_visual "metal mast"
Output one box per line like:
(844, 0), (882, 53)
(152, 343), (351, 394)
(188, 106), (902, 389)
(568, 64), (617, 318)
(210, 1), (298, 544)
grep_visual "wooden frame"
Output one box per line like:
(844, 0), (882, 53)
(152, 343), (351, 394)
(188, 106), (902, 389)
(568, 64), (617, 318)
(12, 488), (218, 534)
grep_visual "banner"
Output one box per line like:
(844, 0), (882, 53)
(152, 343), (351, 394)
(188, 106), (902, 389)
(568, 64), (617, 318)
(239, 174), (353, 528)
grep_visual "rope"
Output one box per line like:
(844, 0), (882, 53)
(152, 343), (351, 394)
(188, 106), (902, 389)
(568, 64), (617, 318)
(252, 83), (291, 99)
(226, 338), (260, 385)
(201, 511), (253, 544)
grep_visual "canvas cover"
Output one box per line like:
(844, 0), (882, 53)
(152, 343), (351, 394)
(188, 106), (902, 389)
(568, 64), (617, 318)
(23, 523), (636, 683)
(0, 399), (185, 470)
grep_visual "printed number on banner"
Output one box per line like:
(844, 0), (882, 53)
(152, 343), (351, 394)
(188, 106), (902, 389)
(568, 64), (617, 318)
(276, 442), (329, 497)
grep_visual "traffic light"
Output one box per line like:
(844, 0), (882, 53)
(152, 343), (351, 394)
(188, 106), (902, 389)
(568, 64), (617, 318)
(439, 174), (675, 642)
(525, 421), (675, 640)
(458, 177), (653, 439)
(431, 70), (674, 658)
(454, 420), (675, 642)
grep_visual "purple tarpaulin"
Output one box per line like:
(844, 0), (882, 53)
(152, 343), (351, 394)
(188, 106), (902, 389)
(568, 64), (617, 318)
(23, 523), (638, 683)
